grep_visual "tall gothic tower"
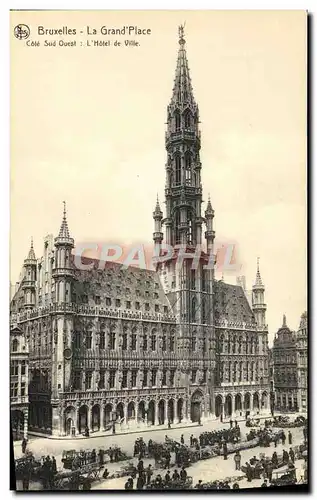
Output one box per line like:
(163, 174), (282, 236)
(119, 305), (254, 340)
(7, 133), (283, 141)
(154, 26), (216, 418)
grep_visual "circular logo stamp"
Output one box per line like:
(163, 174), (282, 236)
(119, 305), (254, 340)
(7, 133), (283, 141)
(14, 24), (30, 40)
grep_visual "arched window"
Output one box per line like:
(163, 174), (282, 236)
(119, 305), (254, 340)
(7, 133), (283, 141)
(151, 331), (156, 351)
(175, 155), (181, 186)
(175, 209), (181, 245)
(184, 110), (191, 129)
(185, 153), (192, 185)
(232, 337), (236, 354)
(220, 335), (224, 353)
(187, 209), (194, 245)
(202, 298), (206, 324)
(191, 297), (197, 322)
(175, 110), (181, 131)
(12, 339), (18, 352)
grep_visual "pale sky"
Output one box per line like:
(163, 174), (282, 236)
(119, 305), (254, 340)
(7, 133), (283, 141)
(10, 10), (307, 341)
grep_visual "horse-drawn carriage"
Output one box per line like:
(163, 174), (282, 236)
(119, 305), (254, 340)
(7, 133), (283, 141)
(52, 463), (104, 490)
(15, 453), (43, 481)
(270, 465), (297, 486)
(246, 418), (261, 428)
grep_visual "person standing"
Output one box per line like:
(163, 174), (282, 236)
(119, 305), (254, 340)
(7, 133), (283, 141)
(230, 419), (233, 429)
(180, 434), (184, 445)
(234, 451), (241, 470)
(190, 434), (194, 447)
(266, 462), (273, 482)
(289, 448), (295, 463)
(281, 431), (286, 445)
(146, 464), (153, 485)
(246, 462), (252, 482)
(180, 467), (187, 482)
(165, 470), (171, 484)
(21, 438), (27, 454)
(288, 431), (293, 445)
(223, 441), (228, 460)
(136, 474), (145, 490)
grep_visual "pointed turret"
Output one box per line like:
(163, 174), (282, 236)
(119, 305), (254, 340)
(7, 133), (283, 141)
(22, 237), (37, 309)
(205, 194), (215, 253)
(252, 257), (267, 329)
(57, 201), (71, 240)
(153, 195), (163, 248)
(52, 202), (74, 303)
(27, 237), (36, 261)
(282, 314), (287, 328)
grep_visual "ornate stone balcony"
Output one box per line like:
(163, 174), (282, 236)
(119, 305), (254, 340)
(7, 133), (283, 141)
(61, 386), (186, 402)
(10, 303), (177, 325)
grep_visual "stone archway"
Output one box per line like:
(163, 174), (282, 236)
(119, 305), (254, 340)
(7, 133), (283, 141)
(261, 391), (268, 410)
(235, 394), (242, 414)
(253, 393), (260, 411)
(78, 405), (88, 434)
(158, 400), (165, 425)
(177, 399), (183, 423)
(116, 402), (124, 422)
(225, 394), (233, 417)
(11, 410), (25, 440)
(168, 399), (174, 423)
(148, 400), (155, 425)
(104, 404), (112, 427)
(215, 395), (223, 418)
(138, 401), (146, 422)
(64, 406), (76, 436)
(191, 390), (203, 422)
(92, 405), (100, 432)
(127, 402), (135, 422)
(244, 393), (251, 410)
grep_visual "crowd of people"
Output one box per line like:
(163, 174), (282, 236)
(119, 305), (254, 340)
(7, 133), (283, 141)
(124, 458), (191, 490)
(197, 425), (241, 448)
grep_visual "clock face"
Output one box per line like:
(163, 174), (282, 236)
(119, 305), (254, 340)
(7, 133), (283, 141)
(64, 348), (72, 360)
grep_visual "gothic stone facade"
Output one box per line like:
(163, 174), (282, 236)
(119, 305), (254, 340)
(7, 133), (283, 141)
(10, 323), (29, 440)
(273, 312), (308, 413)
(10, 29), (270, 437)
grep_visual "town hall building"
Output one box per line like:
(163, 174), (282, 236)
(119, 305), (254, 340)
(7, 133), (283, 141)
(10, 28), (270, 437)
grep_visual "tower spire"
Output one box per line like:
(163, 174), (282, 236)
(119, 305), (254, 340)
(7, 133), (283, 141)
(58, 201), (71, 239)
(170, 24), (196, 108)
(282, 314), (287, 327)
(27, 236), (36, 261)
(255, 257), (264, 287)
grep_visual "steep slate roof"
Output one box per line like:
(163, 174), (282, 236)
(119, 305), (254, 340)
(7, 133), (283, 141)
(213, 280), (255, 323)
(72, 257), (172, 314)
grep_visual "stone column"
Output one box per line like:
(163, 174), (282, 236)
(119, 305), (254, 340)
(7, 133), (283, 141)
(88, 404), (93, 432)
(124, 403), (128, 427)
(75, 404), (80, 435)
(164, 399), (168, 424)
(154, 401), (158, 426)
(173, 399), (177, 424)
(100, 404), (105, 431)
(23, 408), (28, 439)
(232, 395), (235, 415)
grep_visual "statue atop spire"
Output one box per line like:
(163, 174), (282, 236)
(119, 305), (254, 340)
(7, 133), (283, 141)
(282, 314), (287, 328)
(178, 23), (185, 45)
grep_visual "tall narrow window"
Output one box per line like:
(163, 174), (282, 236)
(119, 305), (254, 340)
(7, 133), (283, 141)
(175, 210), (181, 245)
(187, 217), (193, 245)
(175, 110), (181, 131)
(151, 332), (156, 351)
(143, 333), (148, 351)
(184, 110), (191, 129)
(109, 332), (116, 350)
(185, 154), (192, 185)
(99, 331), (105, 349)
(190, 269), (196, 290)
(202, 299), (206, 324)
(122, 333), (128, 351)
(175, 156), (181, 186)
(191, 297), (197, 322)
(86, 331), (92, 349)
